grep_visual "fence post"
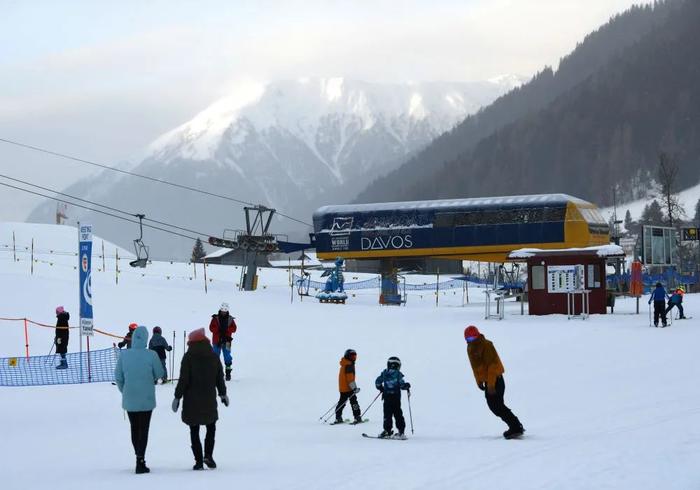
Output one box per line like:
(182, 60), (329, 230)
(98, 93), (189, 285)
(30, 238), (34, 275)
(203, 258), (208, 294)
(87, 336), (92, 383)
(116, 249), (119, 285)
(102, 240), (106, 272)
(12, 231), (16, 262)
(436, 268), (440, 307)
(24, 318), (29, 359)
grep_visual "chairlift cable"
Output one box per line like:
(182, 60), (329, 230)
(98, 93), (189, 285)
(0, 137), (313, 227)
(0, 173), (214, 238)
(0, 181), (201, 242)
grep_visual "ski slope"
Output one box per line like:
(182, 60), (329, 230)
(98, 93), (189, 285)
(1, 222), (699, 490)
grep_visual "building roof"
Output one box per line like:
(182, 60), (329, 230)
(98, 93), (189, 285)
(508, 244), (625, 259)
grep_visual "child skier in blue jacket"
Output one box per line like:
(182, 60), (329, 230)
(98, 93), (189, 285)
(375, 356), (411, 439)
(149, 326), (172, 383)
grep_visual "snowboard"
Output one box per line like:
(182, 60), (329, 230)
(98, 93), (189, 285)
(362, 433), (407, 440)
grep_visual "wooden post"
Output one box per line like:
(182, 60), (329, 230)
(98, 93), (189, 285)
(193, 261), (197, 280)
(102, 240), (106, 272)
(203, 258), (208, 294)
(12, 231), (16, 262)
(24, 318), (29, 359)
(116, 249), (119, 285)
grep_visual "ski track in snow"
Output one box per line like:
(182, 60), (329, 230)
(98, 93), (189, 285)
(1, 222), (699, 489)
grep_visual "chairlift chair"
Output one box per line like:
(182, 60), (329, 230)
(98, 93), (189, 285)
(130, 214), (149, 268)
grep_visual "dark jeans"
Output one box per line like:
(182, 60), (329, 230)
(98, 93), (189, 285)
(485, 376), (521, 430)
(336, 391), (361, 420)
(382, 393), (406, 433)
(653, 300), (668, 325)
(190, 423), (216, 462)
(665, 302), (684, 319)
(127, 411), (152, 459)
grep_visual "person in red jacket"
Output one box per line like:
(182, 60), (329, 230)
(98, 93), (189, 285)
(208, 303), (237, 381)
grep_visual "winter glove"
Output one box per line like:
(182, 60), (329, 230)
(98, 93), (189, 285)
(56, 338), (62, 345)
(402, 383), (411, 390)
(486, 385), (496, 395)
(166, 346), (172, 352)
(220, 395), (230, 407)
(478, 382), (486, 391)
(353, 387), (361, 394)
(171, 398), (180, 413)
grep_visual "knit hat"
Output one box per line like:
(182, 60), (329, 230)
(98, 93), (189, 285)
(153, 326), (162, 335)
(188, 327), (209, 345)
(128, 323), (138, 331)
(55, 306), (65, 315)
(464, 325), (480, 342)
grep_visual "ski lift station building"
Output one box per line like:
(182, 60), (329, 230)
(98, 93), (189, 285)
(312, 194), (610, 263)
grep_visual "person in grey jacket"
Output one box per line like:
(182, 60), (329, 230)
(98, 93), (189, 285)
(114, 326), (165, 474)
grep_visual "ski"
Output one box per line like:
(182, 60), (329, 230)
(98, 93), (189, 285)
(362, 433), (407, 440)
(350, 418), (369, 425)
(329, 419), (350, 425)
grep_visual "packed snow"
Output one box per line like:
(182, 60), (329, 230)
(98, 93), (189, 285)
(1, 222), (699, 489)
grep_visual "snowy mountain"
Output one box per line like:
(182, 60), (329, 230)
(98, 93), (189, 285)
(28, 77), (524, 258)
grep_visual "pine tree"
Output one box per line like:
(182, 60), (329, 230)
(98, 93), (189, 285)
(191, 238), (206, 263)
(624, 209), (634, 235)
(640, 200), (664, 226)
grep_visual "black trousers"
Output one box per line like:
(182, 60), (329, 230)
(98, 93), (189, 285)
(190, 423), (216, 462)
(653, 300), (667, 325)
(382, 393), (406, 433)
(127, 411), (152, 459)
(485, 376), (521, 430)
(335, 391), (361, 420)
(665, 302), (684, 318)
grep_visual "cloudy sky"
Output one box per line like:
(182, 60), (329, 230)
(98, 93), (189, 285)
(0, 0), (648, 221)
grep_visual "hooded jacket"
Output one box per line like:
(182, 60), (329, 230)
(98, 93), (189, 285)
(467, 334), (505, 391)
(175, 339), (227, 426)
(338, 357), (357, 393)
(114, 326), (165, 412)
(55, 312), (70, 354)
(375, 368), (409, 395)
(149, 332), (171, 360)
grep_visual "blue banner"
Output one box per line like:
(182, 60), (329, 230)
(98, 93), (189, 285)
(79, 224), (94, 336)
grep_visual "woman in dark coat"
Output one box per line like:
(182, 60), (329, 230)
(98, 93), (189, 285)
(54, 306), (70, 370)
(172, 328), (228, 470)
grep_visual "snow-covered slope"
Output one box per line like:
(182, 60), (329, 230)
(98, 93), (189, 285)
(27, 77), (524, 258)
(601, 180), (700, 223)
(1, 223), (699, 489)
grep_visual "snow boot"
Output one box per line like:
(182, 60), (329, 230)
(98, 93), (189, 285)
(191, 442), (204, 470)
(135, 458), (150, 474)
(203, 457), (217, 469)
(192, 461), (204, 471)
(56, 359), (68, 370)
(396, 432), (407, 440)
(225, 365), (232, 381)
(503, 424), (525, 439)
(204, 432), (216, 468)
(378, 429), (393, 439)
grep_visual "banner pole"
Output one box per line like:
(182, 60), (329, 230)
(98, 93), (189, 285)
(24, 318), (29, 359)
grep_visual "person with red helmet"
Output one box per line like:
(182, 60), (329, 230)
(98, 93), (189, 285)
(465, 325), (524, 439)
(208, 303), (237, 381)
(118, 323), (139, 349)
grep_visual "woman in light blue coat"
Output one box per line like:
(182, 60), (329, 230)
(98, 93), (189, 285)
(115, 326), (165, 474)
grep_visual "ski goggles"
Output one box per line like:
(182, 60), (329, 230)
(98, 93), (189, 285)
(465, 336), (478, 343)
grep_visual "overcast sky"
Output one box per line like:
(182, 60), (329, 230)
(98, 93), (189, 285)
(0, 0), (648, 221)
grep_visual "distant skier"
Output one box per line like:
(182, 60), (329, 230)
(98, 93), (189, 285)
(665, 286), (686, 320)
(208, 303), (237, 381)
(334, 349), (362, 424)
(172, 328), (229, 470)
(118, 323), (138, 349)
(465, 325), (524, 439)
(374, 356), (410, 439)
(114, 326), (165, 474)
(148, 326), (172, 383)
(54, 306), (69, 370)
(648, 282), (669, 327)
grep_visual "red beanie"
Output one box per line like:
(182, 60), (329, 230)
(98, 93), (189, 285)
(188, 327), (209, 345)
(464, 325), (480, 339)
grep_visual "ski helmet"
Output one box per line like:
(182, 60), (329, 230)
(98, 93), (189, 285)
(128, 323), (138, 331)
(220, 302), (230, 313)
(344, 349), (357, 360)
(387, 356), (401, 370)
(153, 326), (162, 335)
(464, 325), (480, 341)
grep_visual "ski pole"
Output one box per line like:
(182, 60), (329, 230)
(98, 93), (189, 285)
(360, 392), (381, 419)
(407, 390), (414, 435)
(44, 340), (56, 364)
(319, 400), (339, 421)
(321, 395), (357, 424)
